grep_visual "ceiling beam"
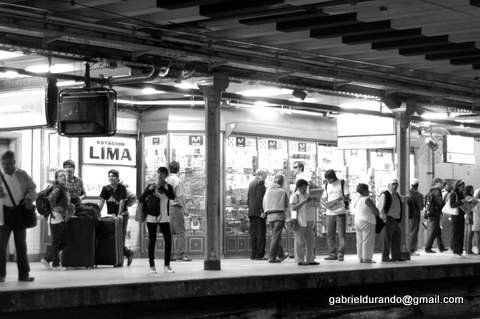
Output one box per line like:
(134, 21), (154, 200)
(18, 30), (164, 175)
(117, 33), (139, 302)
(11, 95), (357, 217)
(156, 0), (226, 10)
(277, 12), (357, 32)
(399, 42), (476, 56)
(199, 0), (285, 19)
(426, 49), (480, 61)
(310, 20), (391, 39)
(372, 35), (449, 51)
(241, 11), (326, 25)
(343, 28), (422, 45)
(451, 56), (480, 65)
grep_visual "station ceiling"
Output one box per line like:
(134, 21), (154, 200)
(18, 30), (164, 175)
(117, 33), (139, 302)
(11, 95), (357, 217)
(1, 0), (480, 135)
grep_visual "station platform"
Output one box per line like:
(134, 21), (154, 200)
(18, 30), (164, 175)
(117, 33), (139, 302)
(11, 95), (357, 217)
(1, 252), (480, 318)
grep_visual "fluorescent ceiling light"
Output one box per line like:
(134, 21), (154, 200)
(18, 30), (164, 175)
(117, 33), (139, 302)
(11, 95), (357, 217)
(0, 50), (23, 60)
(57, 80), (83, 87)
(238, 87), (292, 97)
(421, 112), (449, 120)
(117, 99), (204, 106)
(288, 97), (317, 103)
(174, 81), (198, 90)
(0, 71), (29, 79)
(142, 87), (165, 95)
(26, 63), (76, 73)
(254, 101), (276, 107)
(339, 100), (382, 111)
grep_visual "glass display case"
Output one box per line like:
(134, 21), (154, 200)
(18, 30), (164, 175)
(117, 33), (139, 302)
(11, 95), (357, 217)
(143, 135), (168, 185)
(170, 134), (206, 236)
(369, 149), (395, 198)
(224, 136), (257, 237)
(288, 140), (318, 190)
(258, 137), (288, 188)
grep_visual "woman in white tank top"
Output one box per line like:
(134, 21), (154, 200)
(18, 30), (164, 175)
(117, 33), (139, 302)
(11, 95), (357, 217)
(353, 183), (379, 263)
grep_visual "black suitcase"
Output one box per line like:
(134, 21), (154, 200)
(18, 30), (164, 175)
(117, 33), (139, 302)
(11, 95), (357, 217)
(95, 215), (124, 267)
(62, 216), (96, 268)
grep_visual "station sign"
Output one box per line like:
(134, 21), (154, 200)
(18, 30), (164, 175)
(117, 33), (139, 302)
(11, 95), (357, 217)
(83, 136), (136, 166)
(337, 135), (396, 149)
(189, 135), (203, 146)
(444, 135), (475, 165)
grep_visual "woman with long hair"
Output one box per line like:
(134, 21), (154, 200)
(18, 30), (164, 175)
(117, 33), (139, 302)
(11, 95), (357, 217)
(139, 167), (176, 274)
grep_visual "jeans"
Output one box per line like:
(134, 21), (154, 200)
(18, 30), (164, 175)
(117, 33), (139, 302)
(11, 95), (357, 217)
(249, 216), (266, 259)
(269, 220), (285, 261)
(451, 214), (465, 255)
(0, 207), (30, 279)
(46, 222), (66, 267)
(408, 215), (420, 252)
(147, 222), (172, 267)
(464, 222), (474, 254)
(425, 217), (445, 251)
(170, 206), (187, 258)
(355, 220), (375, 261)
(294, 221), (316, 263)
(381, 217), (401, 260)
(326, 214), (346, 257)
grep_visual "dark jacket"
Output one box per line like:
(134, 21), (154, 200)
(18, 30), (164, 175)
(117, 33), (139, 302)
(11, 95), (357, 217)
(425, 187), (443, 219)
(407, 188), (424, 219)
(48, 183), (70, 218)
(247, 178), (266, 217)
(382, 190), (403, 222)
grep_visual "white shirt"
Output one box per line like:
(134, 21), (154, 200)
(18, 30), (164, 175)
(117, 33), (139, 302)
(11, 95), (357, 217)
(322, 179), (349, 215)
(145, 185), (171, 223)
(290, 191), (315, 227)
(166, 174), (185, 207)
(353, 196), (376, 225)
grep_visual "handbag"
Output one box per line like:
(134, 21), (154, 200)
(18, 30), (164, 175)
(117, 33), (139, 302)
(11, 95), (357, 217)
(375, 215), (385, 234)
(0, 172), (37, 229)
(135, 202), (146, 223)
(442, 195), (459, 216)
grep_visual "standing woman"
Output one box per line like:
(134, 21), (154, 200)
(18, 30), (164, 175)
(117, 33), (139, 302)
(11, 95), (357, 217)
(353, 183), (380, 263)
(463, 185), (476, 255)
(471, 189), (480, 254)
(449, 180), (466, 257)
(40, 169), (73, 270)
(139, 167), (175, 274)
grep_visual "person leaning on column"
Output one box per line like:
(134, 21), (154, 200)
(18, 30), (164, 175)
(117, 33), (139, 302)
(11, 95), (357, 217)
(0, 150), (37, 282)
(377, 178), (406, 262)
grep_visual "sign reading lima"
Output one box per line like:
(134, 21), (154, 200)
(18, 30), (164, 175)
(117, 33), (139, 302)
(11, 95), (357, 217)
(89, 146), (133, 161)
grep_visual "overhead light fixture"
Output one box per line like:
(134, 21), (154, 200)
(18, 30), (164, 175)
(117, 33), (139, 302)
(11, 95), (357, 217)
(292, 89), (307, 101)
(382, 93), (403, 110)
(0, 71), (28, 79)
(254, 101), (276, 107)
(26, 63), (76, 74)
(421, 112), (449, 120)
(141, 87), (165, 95)
(238, 86), (292, 97)
(56, 80), (83, 87)
(174, 81), (198, 90)
(0, 50), (23, 60)
(117, 99), (204, 106)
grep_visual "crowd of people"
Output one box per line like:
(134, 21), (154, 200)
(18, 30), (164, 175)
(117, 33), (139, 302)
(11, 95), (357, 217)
(248, 161), (480, 265)
(0, 150), (191, 282)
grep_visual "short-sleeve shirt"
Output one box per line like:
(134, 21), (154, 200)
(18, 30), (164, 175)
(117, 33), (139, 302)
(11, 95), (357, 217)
(99, 184), (127, 215)
(166, 174), (185, 207)
(290, 191), (315, 226)
(322, 179), (349, 215)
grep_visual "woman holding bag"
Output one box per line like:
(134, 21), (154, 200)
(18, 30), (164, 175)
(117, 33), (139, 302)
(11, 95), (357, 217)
(139, 167), (175, 274)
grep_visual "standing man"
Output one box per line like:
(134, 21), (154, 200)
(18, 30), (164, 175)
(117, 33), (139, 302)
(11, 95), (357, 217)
(166, 161), (191, 262)
(63, 160), (86, 207)
(322, 169), (349, 261)
(407, 178), (424, 256)
(0, 151), (36, 282)
(377, 178), (406, 262)
(293, 162), (309, 183)
(424, 178), (446, 253)
(247, 169), (267, 260)
(99, 169), (135, 266)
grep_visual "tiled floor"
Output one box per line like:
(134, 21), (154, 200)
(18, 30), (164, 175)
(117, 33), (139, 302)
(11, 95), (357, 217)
(1, 251), (479, 292)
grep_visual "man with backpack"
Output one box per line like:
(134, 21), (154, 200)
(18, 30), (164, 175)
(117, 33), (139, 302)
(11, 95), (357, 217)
(322, 169), (349, 262)
(424, 177), (446, 253)
(407, 179), (424, 256)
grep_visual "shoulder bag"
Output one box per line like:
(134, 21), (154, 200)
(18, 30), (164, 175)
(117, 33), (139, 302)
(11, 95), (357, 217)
(441, 194), (459, 215)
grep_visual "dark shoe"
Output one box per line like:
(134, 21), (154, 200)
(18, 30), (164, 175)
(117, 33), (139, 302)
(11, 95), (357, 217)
(425, 249), (436, 253)
(179, 256), (192, 261)
(392, 258), (407, 262)
(410, 252), (420, 256)
(268, 259), (281, 263)
(278, 255), (288, 262)
(254, 257), (268, 260)
(439, 248), (448, 253)
(18, 276), (34, 282)
(127, 252), (134, 267)
(382, 258), (392, 262)
(338, 255), (344, 262)
(298, 262), (308, 266)
(362, 259), (376, 264)
(0, 277), (4, 282)
(308, 261), (320, 265)
(324, 256), (337, 261)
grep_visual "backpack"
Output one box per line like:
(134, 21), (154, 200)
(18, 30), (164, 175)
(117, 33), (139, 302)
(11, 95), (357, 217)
(424, 190), (436, 219)
(36, 185), (54, 217)
(325, 179), (350, 210)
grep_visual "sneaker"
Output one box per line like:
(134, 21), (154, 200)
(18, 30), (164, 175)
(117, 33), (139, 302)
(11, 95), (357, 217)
(297, 262), (308, 266)
(178, 256), (192, 262)
(268, 259), (281, 263)
(308, 261), (320, 265)
(149, 267), (157, 274)
(164, 266), (175, 273)
(425, 249), (436, 253)
(324, 256), (337, 261)
(40, 258), (52, 270)
(127, 253), (134, 267)
(338, 256), (344, 262)
(18, 276), (34, 282)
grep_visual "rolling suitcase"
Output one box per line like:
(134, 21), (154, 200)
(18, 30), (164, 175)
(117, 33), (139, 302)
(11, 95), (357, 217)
(62, 216), (96, 268)
(95, 215), (124, 267)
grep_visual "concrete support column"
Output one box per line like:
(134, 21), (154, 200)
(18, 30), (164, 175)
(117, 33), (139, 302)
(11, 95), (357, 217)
(199, 74), (229, 271)
(395, 112), (411, 260)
